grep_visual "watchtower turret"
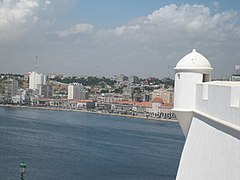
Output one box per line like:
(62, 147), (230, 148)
(173, 49), (212, 137)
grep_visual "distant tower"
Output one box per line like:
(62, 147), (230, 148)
(29, 56), (48, 90)
(173, 49), (212, 137)
(35, 56), (38, 72)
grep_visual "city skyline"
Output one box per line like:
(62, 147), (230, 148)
(0, 0), (240, 78)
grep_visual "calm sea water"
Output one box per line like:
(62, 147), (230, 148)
(0, 107), (184, 180)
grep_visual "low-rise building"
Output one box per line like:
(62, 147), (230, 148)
(111, 100), (135, 114)
(132, 102), (152, 115)
(70, 99), (95, 109)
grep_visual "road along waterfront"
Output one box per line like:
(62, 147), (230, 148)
(0, 104), (178, 122)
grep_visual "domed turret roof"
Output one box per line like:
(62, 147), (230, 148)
(152, 97), (164, 103)
(175, 49), (212, 73)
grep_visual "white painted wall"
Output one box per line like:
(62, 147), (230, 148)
(174, 72), (203, 110)
(174, 50), (240, 180)
(176, 117), (240, 180)
(196, 81), (240, 126)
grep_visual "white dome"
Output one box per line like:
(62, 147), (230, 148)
(175, 49), (212, 73)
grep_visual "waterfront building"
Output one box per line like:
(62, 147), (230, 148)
(173, 49), (240, 180)
(69, 99), (95, 109)
(97, 93), (125, 103)
(111, 100), (135, 114)
(132, 101), (152, 115)
(29, 71), (47, 90)
(111, 99), (174, 118)
(96, 102), (112, 112)
(151, 96), (169, 117)
(4, 78), (18, 102)
(38, 84), (53, 98)
(11, 95), (23, 104)
(68, 83), (86, 100)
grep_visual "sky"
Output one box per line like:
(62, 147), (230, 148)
(0, 0), (240, 78)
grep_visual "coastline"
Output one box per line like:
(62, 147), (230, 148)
(0, 104), (178, 123)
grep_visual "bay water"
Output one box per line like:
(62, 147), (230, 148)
(0, 107), (184, 180)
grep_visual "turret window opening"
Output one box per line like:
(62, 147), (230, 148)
(177, 74), (180, 79)
(203, 74), (209, 82)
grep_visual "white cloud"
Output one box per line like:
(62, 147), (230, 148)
(115, 24), (140, 35)
(55, 23), (94, 37)
(144, 3), (239, 34)
(0, 0), (39, 40)
(43, 0), (51, 10)
(0, 2), (239, 78)
(45, 0), (51, 5)
(91, 3), (240, 77)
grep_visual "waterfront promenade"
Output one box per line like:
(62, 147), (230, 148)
(0, 104), (178, 123)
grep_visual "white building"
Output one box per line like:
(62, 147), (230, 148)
(29, 71), (47, 90)
(173, 49), (240, 180)
(68, 83), (86, 100)
(151, 97), (164, 116)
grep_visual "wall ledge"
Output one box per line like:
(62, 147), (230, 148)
(194, 110), (240, 140)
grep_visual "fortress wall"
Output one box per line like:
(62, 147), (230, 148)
(174, 50), (240, 180)
(176, 116), (240, 180)
(196, 82), (240, 126)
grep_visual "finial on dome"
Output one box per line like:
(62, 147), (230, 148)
(192, 49), (196, 53)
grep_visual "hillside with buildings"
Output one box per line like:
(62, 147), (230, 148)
(1, 65), (239, 121)
(0, 72), (175, 119)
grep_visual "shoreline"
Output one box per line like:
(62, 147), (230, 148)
(0, 104), (178, 123)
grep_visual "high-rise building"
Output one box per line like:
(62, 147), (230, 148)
(29, 71), (47, 90)
(4, 78), (18, 101)
(38, 84), (53, 98)
(68, 83), (86, 100)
